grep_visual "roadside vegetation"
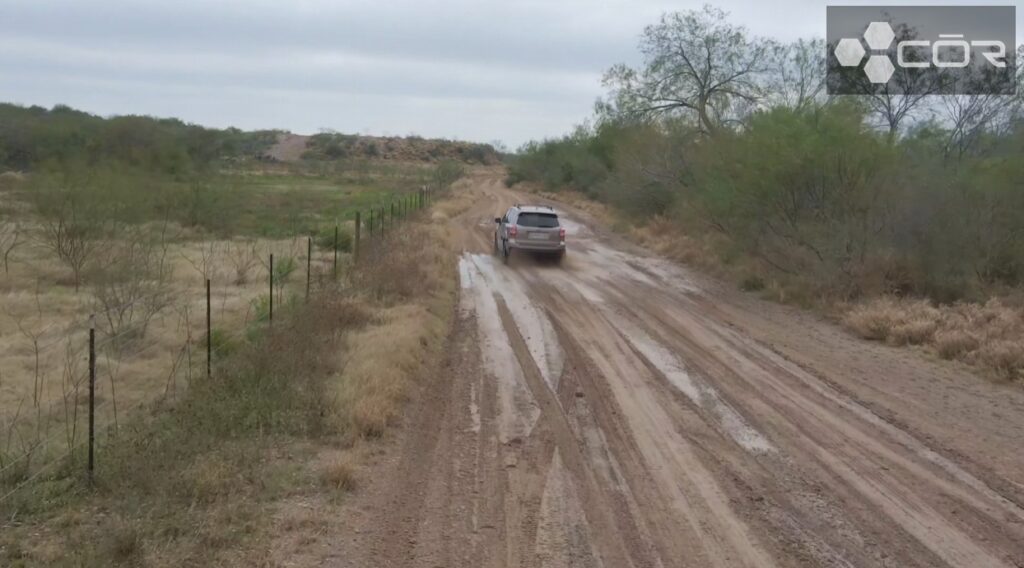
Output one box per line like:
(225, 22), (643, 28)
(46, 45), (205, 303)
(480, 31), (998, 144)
(0, 103), (466, 564)
(506, 6), (1024, 381)
(304, 130), (499, 164)
(0, 209), (458, 565)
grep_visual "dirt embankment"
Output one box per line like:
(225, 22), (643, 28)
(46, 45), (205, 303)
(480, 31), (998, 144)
(307, 168), (1024, 568)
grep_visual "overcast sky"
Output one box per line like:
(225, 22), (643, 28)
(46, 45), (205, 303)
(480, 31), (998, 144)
(1, 0), (1019, 147)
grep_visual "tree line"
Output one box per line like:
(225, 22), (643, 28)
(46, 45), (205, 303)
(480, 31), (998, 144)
(0, 103), (280, 174)
(507, 6), (1024, 302)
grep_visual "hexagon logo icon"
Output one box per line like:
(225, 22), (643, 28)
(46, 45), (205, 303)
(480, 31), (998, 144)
(863, 21), (896, 50)
(863, 55), (895, 83)
(827, 6), (1017, 95)
(834, 38), (866, 67)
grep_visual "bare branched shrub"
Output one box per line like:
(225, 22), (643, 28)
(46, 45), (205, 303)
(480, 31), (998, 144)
(90, 226), (173, 343)
(226, 240), (260, 285)
(31, 179), (104, 292)
(180, 240), (221, 282)
(38, 210), (98, 292)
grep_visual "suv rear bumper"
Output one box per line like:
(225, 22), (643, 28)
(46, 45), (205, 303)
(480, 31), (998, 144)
(508, 239), (565, 252)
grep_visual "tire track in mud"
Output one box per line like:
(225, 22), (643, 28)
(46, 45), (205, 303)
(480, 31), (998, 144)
(493, 293), (645, 568)
(603, 281), (1024, 567)
(333, 170), (1024, 568)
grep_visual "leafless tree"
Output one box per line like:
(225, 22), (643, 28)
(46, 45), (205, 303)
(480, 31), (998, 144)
(840, 24), (941, 138)
(939, 94), (1017, 160)
(860, 74), (939, 138)
(765, 38), (827, 111)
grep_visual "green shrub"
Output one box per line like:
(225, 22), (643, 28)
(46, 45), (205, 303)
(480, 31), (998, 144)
(206, 328), (238, 359)
(273, 256), (297, 283)
(250, 295), (271, 322)
(314, 226), (353, 252)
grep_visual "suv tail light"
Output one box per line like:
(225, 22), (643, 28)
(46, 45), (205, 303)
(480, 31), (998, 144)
(508, 225), (518, 237)
(559, 227), (566, 241)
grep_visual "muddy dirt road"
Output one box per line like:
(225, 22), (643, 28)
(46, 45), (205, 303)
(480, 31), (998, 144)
(334, 170), (1024, 567)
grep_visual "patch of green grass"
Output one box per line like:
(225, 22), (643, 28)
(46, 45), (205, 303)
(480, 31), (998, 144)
(205, 168), (426, 238)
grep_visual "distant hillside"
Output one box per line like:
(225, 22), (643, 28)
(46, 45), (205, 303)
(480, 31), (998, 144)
(0, 102), (498, 173)
(264, 133), (310, 162)
(273, 132), (500, 165)
(0, 103), (280, 173)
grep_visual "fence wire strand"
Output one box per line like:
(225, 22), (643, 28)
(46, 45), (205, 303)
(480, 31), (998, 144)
(1, 192), (432, 506)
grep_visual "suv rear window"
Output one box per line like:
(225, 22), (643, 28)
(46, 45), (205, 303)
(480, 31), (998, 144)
(516, 212), (559, 228)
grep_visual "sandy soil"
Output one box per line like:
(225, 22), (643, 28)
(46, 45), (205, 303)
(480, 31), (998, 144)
(314, 170), (1024, 567)
(266, 133), (311, 162)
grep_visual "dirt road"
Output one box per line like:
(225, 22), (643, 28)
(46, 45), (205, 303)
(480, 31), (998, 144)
(332, 170), (1024, 567)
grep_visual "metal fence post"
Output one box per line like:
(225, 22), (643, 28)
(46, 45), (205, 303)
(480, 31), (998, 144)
(306, 236), (312, 300)
(333, 226), (339, 279)
(269, 253), (274, 324)
(88, 316), (96, 482)
(206, 279), (212, 378)
(354, 212), (361, 262)
(380, 207), (385, 238)
(368, 209), (374, 236)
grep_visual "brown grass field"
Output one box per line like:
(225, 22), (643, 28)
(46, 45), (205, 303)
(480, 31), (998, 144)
(0, 164), (465, 566)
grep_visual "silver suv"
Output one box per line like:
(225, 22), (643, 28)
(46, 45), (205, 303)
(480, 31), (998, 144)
(494, 205), (566, 262)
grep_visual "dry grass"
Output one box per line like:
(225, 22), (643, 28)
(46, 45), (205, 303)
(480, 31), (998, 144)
(0, 218), (315, 468)
(431, 175), (482, 221)
(632, 216), (725, 268)
(336, 220), (454, 439)
(0, 179), (460, 567)
(844, 297), (1024, 381)
(319, 454), (358, 492)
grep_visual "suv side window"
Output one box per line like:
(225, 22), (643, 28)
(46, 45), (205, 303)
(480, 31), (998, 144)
(502, 208), (513, 223)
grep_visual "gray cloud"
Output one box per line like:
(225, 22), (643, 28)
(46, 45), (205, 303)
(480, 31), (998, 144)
(3, 0), (1018, 147)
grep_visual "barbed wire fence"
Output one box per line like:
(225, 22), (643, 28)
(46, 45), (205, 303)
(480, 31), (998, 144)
(0, 185), (434, 512)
